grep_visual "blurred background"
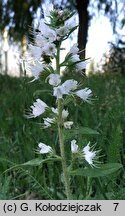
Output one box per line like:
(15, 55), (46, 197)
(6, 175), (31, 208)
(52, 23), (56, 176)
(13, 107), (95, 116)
(0, 0), (125, 200)
(0, 0), (125, 76)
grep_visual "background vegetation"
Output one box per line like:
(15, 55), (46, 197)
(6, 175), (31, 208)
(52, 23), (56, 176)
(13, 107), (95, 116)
(0, 0), (125, 199)
(0, 72), (125, 199)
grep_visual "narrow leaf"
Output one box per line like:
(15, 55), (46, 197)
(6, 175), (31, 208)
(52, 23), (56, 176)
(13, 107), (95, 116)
(70, 163), (123, 177)
(64, 127), (99, 140)
(21, 157), (61, 166)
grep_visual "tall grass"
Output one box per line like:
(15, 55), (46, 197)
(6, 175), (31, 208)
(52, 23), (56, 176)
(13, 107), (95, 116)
(0, 73), (125, 199)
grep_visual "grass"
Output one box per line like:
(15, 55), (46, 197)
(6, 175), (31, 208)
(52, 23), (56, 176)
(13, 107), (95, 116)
(0, 72), (125, 199)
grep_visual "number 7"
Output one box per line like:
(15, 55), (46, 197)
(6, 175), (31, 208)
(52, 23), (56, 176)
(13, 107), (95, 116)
(113, 203), (119, 211)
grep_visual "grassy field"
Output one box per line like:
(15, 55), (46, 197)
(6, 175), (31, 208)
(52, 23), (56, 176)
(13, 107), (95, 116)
(0, 73), (125, 199)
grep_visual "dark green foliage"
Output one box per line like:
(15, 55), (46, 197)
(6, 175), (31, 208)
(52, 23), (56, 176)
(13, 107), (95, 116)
(0, 73), (125, 199)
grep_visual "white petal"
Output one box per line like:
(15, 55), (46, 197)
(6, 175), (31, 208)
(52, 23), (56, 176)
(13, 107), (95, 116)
(83, 143), (90, 154)
(76, 61), (88, 71)
(71, 54), (80, 62)
(28, 44), (42, 61)
(62, 109), (69, 119)
(38, 20), (47, 32)
(43, 117), (55, 124)
(64, 121), (73, 129)
(42, 43), (56, 56)
(38, 143), (52, 154)
(53, 86), (64, 99)
(83, 143), (96, 165)
(30, 62), (44, 80)
(26, 99), (48, 118)
(43, 117), (55, 128)
(70, 43), (79, 55)
(35, 34), (48, 47)
(49, 74), (61, 86)
(51, 107), (58, 114)
(56, 26), (69, 36)
(71, 140), (78, 153)
(38, 21), (56, 43)
(84, 151), (96, 165)
(42, 3), (54, 17)
(75, 88), (92, 102)
(65, 17), (77, 29)
(35, 99), (48, 108)
(62, 79), (78, 94)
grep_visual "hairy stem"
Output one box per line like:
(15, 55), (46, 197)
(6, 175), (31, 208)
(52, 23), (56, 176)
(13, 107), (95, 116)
(56, 44), (72, 199)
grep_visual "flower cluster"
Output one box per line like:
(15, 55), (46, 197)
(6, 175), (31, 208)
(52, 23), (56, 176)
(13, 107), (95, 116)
(38, 140), (97, 166)
(25, 99), (48, 118)
(24, 3), (88, 80)
(38, 142), (52, 154)
(24, 4), (76, 80)
(25, 98), (73, 129)
(71, 140), (97, 166)
(52, 78), (92, 102)
(24, 3), (99, 169)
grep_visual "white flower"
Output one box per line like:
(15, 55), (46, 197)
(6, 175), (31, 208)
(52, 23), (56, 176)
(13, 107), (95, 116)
(71, 54), (80, 62)
(65, 17), (77, 30)
(42, 43), (56, 57)
(51, 107), (58, 114)
(48, 74), (61, 86)
(83, 143), (96, 165)
(42, 3), (54, 17)
(26, 99), (48, 118)
(28, 44), (42, 61)
(38, 20), (56, 42)
(35, 34), (48, 47)
(38, 143), (52, 154)
(83, 143), (91, 153)
(43, 117), (55, 128)
(58, 10), (64, 16)
(64, 121), (73, 129)
(62, 79), (78, 94)
(56, 26), (69, 37)
(45, 29), (57, 42)
(53, 80), (78, 99)
(75, 88), (92, 103)
(84, 151), (96, 165)
(70, 43), (79, 55)
(53, 85), (65, 99)
(51, 108), (68, 119)
(71, 140), (78, 153)
(70, 139), (98, 166)
(38, 20), (47, 32)
(30, 62), (44, 80)
(76, 61), (88, 71)
(62, 109), (69, 119)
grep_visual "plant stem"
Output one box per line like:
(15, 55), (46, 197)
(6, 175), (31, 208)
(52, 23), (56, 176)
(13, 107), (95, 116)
(58, 99), (72, 199)
(56, 44), (72, 199)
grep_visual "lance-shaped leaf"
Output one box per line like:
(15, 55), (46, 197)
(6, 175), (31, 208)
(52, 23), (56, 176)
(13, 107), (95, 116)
(21, 157), (62, 167)
(70, 163), (123, 177)
(64, 127), (99, 140)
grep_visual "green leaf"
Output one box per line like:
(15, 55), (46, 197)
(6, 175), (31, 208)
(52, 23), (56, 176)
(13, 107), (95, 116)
(21, 157), (61, 166)
(78, 127), (99, 134)
(70, 163), (123, 177)
(33, 90), (51, 97)
(64, 127), (99, 140)
(21, 158), (46, 166)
